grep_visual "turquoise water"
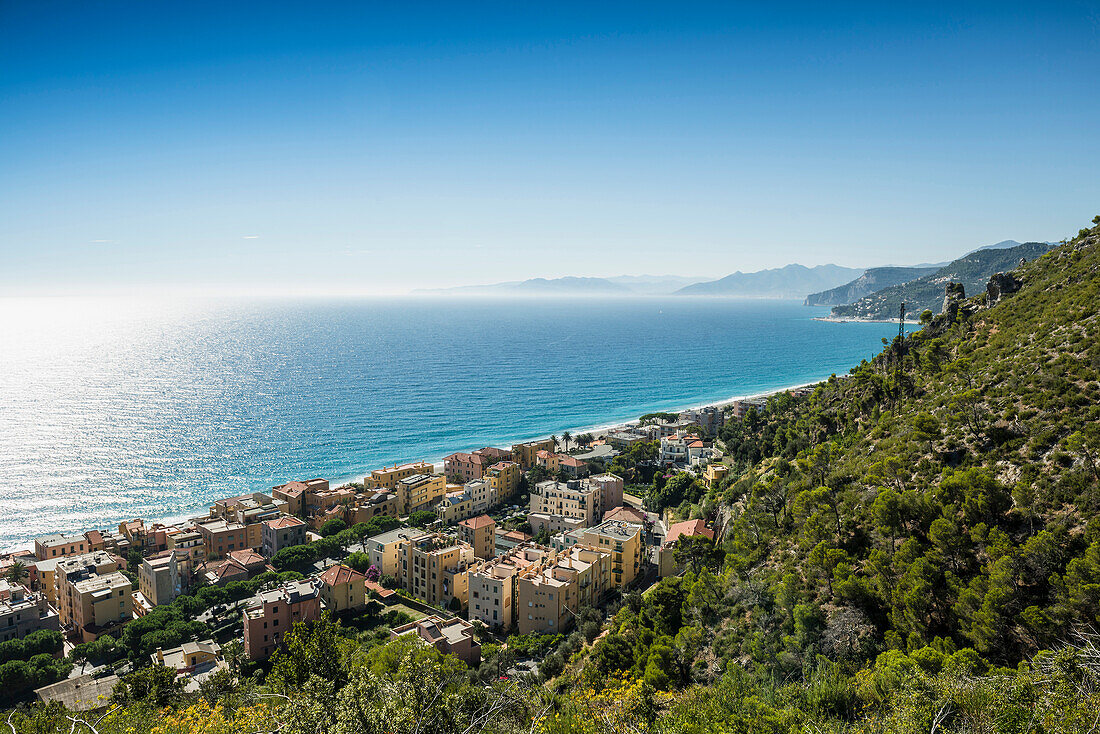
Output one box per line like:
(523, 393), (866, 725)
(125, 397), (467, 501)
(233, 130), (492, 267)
(0, 296), (899, 550)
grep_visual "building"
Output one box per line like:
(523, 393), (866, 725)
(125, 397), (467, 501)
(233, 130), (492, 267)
(196, 519), (248, 561)
(242, 579), (324, 661)
(534, 450), (561, 475)
(166, 527), (205, 564)
(494, 528), (532, 556)
(366, 462), (436, 490)
(703, 463), (729, 489)
(559, 455), (589, 479)
(36, 674), (122, 712)
(261, 516), (307, 558)
(529, 479), (601, 530)
(34, 533), (88, 561)
(366, 527), (431, 578)
(55, 552), (132, 642)
(516, 545), (613, 634)
(396, 473), (447, 515)
(605, 431), (648, 450)
(399, 534), (475, 608)
(347, 490), (401, 523)
(658, 519), (715, 577)
(152, 639), (228, 691)
(436, 487), (474, 524)
(659, 433), (691, 465)
(730, 397), (767, 419)
(578, 519), (645, 589)
(390, 615), (481, 666)
(203, 548), (271, 587)
(0, 579), (59, 643)
(687, 440), (722, 469)
(443, 452), (490, 482)
(138, 551), (185, 607)
(679, 406), (724, 436)
(511, 439), (556, 469)
(457, 515), (496, 560)
(486, 461), (521, 502)
(588, 474), (624, 514)
(272, 478), (330, 515)
(468, 544), (553, 632)
(318, 564), (367, 612)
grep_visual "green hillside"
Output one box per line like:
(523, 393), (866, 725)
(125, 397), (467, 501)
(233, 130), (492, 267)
(830, 241), (1054, 320)
(804, 265), (939, 306)
(7, 217), (1100, 733)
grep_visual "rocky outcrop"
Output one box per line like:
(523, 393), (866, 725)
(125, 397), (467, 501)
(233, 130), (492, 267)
(942, 282), (966, 322)
(986, 272), (1022, 305)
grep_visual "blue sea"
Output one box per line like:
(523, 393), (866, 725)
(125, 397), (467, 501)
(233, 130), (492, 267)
(0, 296), (899, 550)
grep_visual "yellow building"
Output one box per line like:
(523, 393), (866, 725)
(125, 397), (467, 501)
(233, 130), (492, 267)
(579, 519), (644, 589)
(366, 462), (436, 490)
(55, 551), (132, 642)
(516, 545), (612, 634)
(437, 488), (474, 524)
(366, 528), (431, 577)
(486, 461), (521, 501)
(396, 473), (446, 515)
(703, 463), (729, 489)
(510, 439), (556, 469)
(400, 533), (475, 608)
(319, 564), (367, 612)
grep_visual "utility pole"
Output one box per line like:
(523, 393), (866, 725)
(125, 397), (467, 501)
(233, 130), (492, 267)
(894, 302), (906, 407)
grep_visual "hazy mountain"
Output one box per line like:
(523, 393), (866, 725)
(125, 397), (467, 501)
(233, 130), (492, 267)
(675, 264), (864, 298)
(830, 241), (1056, 320)
(804, 266), (941, 307)
(416, 274), (710, 296)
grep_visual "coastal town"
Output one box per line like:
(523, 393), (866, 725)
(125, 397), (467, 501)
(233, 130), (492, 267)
(0, 393), (800, 707)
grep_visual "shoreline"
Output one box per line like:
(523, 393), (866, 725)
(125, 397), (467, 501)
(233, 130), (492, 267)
(814, 316), (911, 324)
(3, 376), (834, 552)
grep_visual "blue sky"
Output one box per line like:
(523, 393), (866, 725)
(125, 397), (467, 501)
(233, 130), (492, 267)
(1, 1), (1098, 294)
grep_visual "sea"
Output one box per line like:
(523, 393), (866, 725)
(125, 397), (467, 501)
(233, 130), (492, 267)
(0, 296), (901, 551)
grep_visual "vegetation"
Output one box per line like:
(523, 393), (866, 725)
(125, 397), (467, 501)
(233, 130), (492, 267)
(4, 218), (1100, 732)
(832, 240), (1054, 320)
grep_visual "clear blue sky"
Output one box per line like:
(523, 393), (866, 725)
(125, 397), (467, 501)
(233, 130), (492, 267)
(2, 1), (1098, 294)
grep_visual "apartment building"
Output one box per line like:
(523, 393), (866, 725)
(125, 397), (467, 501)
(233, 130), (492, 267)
(578, 520), (645, 588)
(457, 515), (496, 560)
(534, 450), (561, 475)
(271, 478), (330, 516)
(659, 433), (691, 465)
(486, 461), (521, 502)
(242, 579), (324, 660)
(261, 516), (307, 558)
(516, 545), (613, 634)
(203, 549), (271, 586)
(138, 551), (186, 607)
(511, 439), (556, 469)
(529, 479), (601, 531)
(0, 579), (59, 643)
(468, 544), (553, 632)
(396, 473), (447, 515)
(679, 406), (724, 436)
(391, 615), (481, 666)
(366, 527), (431, 578)
(437, 488), (474, 524)
(494, 528), (532, 556)
(55, 551), (131, 642)
(318, 564), (367, 612)
(34, 533), (88, 561)
(197, 519), (249, 560)
(165, 527), (205, 564)
(400, 533), (475, 608)
(588, 474), (624, 514)
(347, 490), (400, 523)
(443, 452), (489, 482)
(365, 462), (436, 490)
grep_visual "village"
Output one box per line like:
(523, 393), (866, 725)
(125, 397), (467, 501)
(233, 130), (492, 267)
(0, 395), (794, 708)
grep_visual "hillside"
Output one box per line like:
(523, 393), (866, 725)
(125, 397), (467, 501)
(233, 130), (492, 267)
(676, 263), (863, 298)
(831, 240), (1054, 319)
(7, 217), (1100, 734)
(803, 265), (939, 306)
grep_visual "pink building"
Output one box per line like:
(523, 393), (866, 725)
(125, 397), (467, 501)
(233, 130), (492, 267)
(242, 579), (324, 661)
(444, 447), (513, 482)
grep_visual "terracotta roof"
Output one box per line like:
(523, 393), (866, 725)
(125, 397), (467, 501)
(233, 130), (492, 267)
(460, 515), (496, 530)
(688, 440), (705, 448)
(264, 516), (306, 530)
(560, 456), (584, 467)
(365, 579), (395, 598)
(604, 506), (647, 524)
(84, 530), (104, 545)
(664, 519), (714, 546)
(226, 549), (266, 568)
(319, 564), (366, 587)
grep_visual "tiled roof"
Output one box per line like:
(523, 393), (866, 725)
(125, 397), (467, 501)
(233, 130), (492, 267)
(226, 549), (266, 567)
(264, 516), (306, 530)
(460, 515), (495, 530)
(319, 564), (366, 587)
(664, 519), (714, 546)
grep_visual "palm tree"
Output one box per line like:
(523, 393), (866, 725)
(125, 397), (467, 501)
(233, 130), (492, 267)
(562, 431), (572, 452)
(550, 434), (559, 451)
(6, 560), (28, 587)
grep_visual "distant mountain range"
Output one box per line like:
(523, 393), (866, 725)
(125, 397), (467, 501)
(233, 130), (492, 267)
(804, 266), (941, 307)
(415, 239), (1055, 301)
(675, 264), (864, 298)
(830, 241), (1056, 320)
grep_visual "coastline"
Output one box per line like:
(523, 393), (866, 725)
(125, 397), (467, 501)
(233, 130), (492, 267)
(814, 316), (910, 324)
